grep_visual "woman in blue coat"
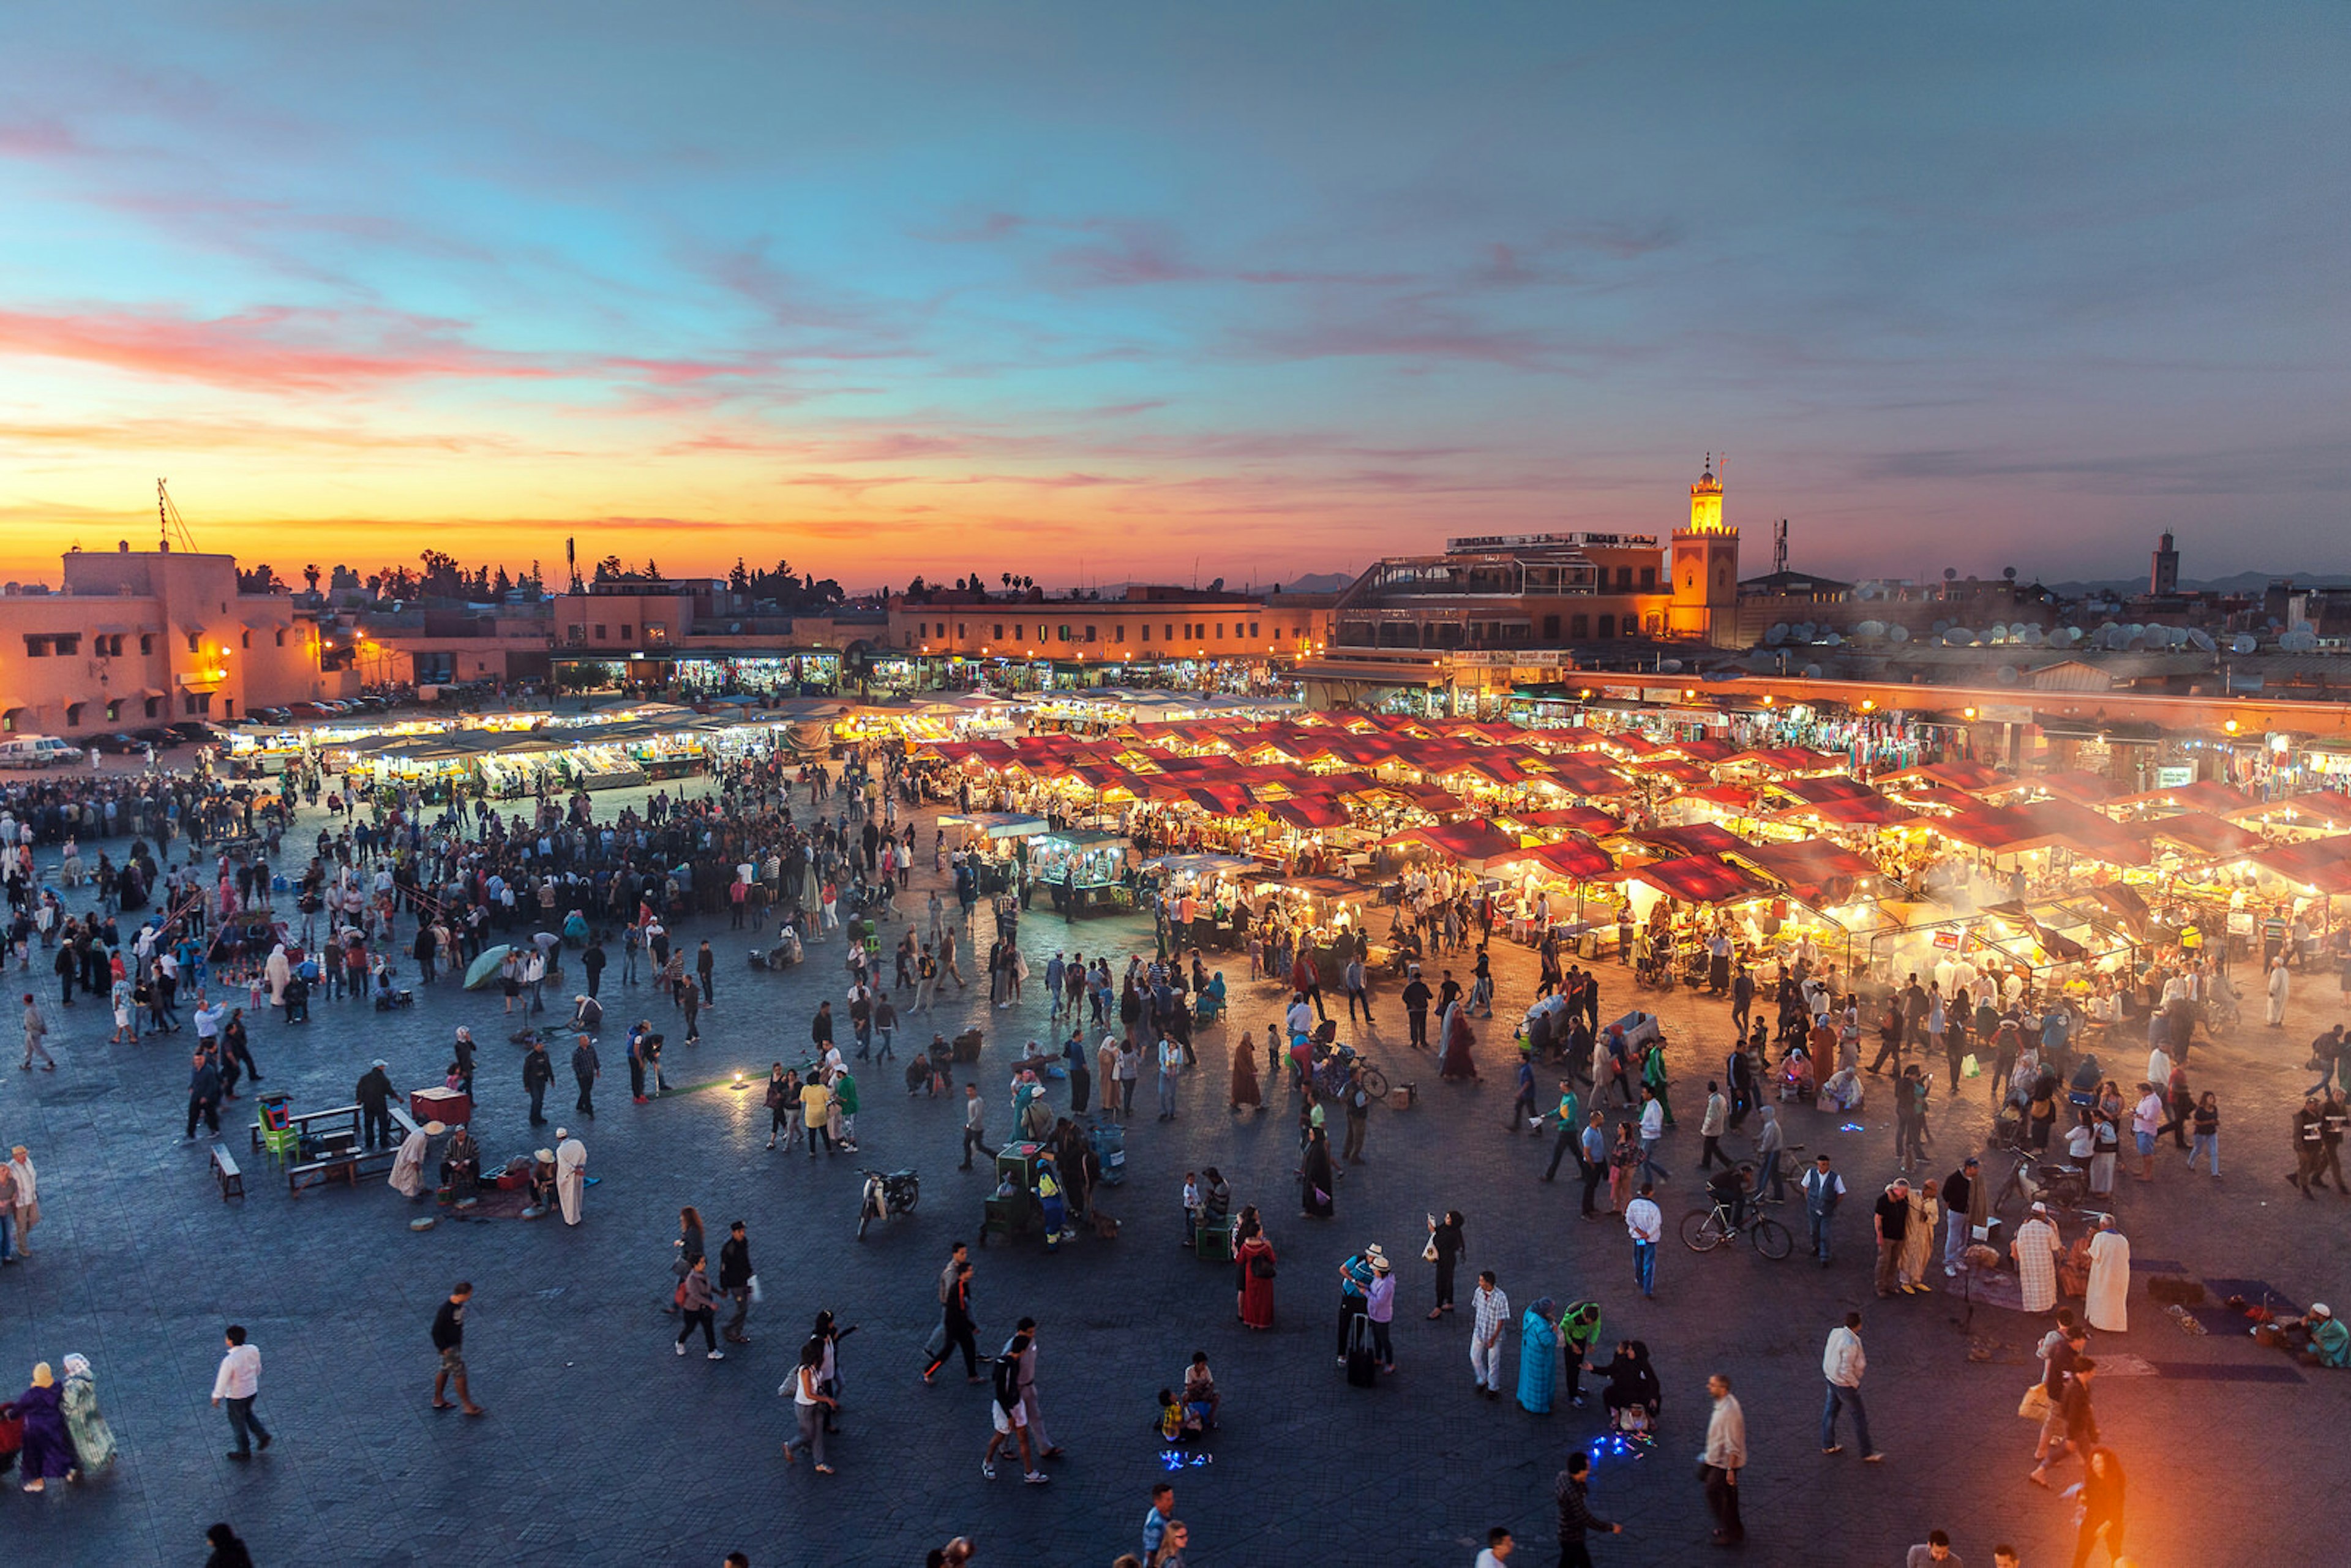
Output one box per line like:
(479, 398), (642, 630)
(1517, 1296), (1559, 1414)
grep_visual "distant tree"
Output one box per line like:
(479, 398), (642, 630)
(302, 563), (321, 594)
(906, 574), (928, 598)
(492, 565), (512, 596)
(593, 554), (625, 583)
(236, 563), (287, 594)
(729, 557), (751, 591)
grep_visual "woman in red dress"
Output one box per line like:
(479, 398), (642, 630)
(1235, 1208), (1277, 1329)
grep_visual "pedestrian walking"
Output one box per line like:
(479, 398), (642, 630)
(1624, 1182), (1661, 1298)
(21, 991), (55, 1070)
(1872, 1179), (1911, 1297)
(571, 1033), (599, 1118)
(210, 1326), (272, 1460)
(719, 1220), (756, 1344)
(1802, 1154), (1847, 1266)
(1469, 1269), (1509, 1397)
(523, 1038), (554, 1125)
(675, 1255), (724, 1359)
(980, 1324), (1049, 1485)
(780, 1340), (836, 1474)
(1700, 1373), (1746, 1546)
(430, 1282), (487, 1416)
(960, 1084), (988, 1169)
(1554, 1449), (1624, 1567)
(1426, 1210), (1464, 1319)
(1014, 1317), (1062, 1460)
(1698, 1081), (1731, 1171)
(1820, 1311), (1884, 1461)
(923, 1259), (981, 1384)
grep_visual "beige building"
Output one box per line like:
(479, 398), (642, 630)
(887, 585), (1328, 667)
(0, 542), (342, 736)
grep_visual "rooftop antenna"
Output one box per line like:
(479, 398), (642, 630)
(156, 479), (200, 553)
(566, 536), (583, 595)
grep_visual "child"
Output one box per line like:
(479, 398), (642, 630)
(1182, 1352), (1217, 1434)
(1181, 1172), (1201, 1247)
(1155, 1389), (1185, 1443)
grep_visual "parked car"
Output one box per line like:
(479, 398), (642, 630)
(132, 726), (179, 748)
(83, 732), (147, 756)
(167, 721), (225, 746)
(251, 707), (293, 726)
(0, 735), (86, 768)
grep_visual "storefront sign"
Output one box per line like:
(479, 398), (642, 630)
(2155, 764), (2195, 789)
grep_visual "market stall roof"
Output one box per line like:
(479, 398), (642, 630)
(2147, 811), (2266, 860)
(1660, 736), (1740, 764)
(1037, 829), (1127, 849)
(1733, 838), (1879, 906)
(2243, 792), (2351, 831)
(937, 811), (1048, 839)
(1495, 835), (1614, 881)
(1676, 782), (1764, 811)
(1272, 874), (1381, 903)
(1978, 901), (2091, 962)
(2012, 798), (2154, 865)
(1768, 775), (1879, 808)
(1927, 803), (2046, 853)
(1630, 757), (1714, 786)
(1537, 759), (1634, 797)
(1142, 853), (1261, 875)
(1616, 821), (1749, 857)
(2251, 833), (2351, 895)
(1627, 855), (1774, 905)
(1723, 745), (1846, 775)
(2110, 778), (2256, 816)
(2087, 882), (2151, 938)
(1382, 819), (1525, 865)
(1771, 793), (1919, 830)
(1509, 806), (1621, 835)
(2029, 769), (2124, 805)
(1185, 784), (1250, 815)
(1266, 797), (1352, 831)
(1878, 760), (2014, 795)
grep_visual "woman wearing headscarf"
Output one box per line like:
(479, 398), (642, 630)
(1516, 1297), (1559, 1414)
(59, 1353), (117, 1475)
(6, 1363), (72, 1491)
(1234, 1207), (1278, 1329)
(1299, 1125), (1336, 1218)
(1228, 1028), (1262, 1112)
(1436, 1002), (1479, 1081)
(1588, 1340), (1662, 1434)
(206, 1523), (258, 1568)
(265, 942), (291, 1007)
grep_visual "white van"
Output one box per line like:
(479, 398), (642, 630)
(0, 735), (85, 768)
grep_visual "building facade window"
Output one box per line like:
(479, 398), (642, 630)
(619, 624), (633, 640)
(21, 636), (48, 658)
(1084, 626), (1097, 642)
(593, 625), (607, 640)
(140, 634), (155, 655)
(1639, 566), (1656, 590)
(1597, 614), (1615, 638)
(186, 631), (201, 653)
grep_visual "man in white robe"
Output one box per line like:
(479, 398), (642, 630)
(2085, 1214), (2130, 1332)
(2013, 1204), (2060, 1313)
(2267, 958), (2290, 1027)
(554, 1128), (587, 1225)
(389, 1120), (438, 1199)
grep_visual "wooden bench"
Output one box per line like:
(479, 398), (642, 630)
(389, 1105), (423, 1140)
(211, 1144), (245, 1201)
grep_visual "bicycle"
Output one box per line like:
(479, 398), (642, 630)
(1680, 1199), (1793, 1259)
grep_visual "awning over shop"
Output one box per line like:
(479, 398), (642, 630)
(1629, 855), (1773, 905)
(1618, 822), (1749, 857)
(2111, 778), (2255, 816)
(1509, 806), (1621, 835)
(1382, 820), (1525, 864)
(1496, 835), (1614, 881)
(1879, 760), (2012, 795)
(2147, 811), (2265, 860)
(2251, 835), (2351, 895)
(1142, 853), (1261, 876)
(1772, 794), (1918, 830)
(1267, 797), (1351, 831)
(1734, 839), (1880, 906)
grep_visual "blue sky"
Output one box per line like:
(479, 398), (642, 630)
(1, 2), (2344, 587)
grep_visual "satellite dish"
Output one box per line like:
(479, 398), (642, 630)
(2231, 634), (2257, 655)
(1853, 620), (1886, 640)
(1801, 663), (1824, 679)
(2187, 628), (2215, 652)
(1887, 624), (1910, 644)
(1794, 622), (1818, 642)
(1658, 658), (1683, 673)
(1930, 619), (1951, 636)
(2282, 627), (2319, 652)
(1821, 632), (1843, 647)
(1988, 626), (2009, 645)
(1764, 625), (1788, 646)
(2021, 625), (2047, 647)
(1996, 666), (2020, 686)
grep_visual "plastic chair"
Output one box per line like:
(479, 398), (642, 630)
(261, 1123), (301, 1163)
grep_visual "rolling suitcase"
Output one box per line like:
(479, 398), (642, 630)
(1345, 1311), (1379, 1389)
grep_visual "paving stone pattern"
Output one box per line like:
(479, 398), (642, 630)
(2, 787), (2347, 1566)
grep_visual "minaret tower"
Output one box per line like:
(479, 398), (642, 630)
(1670, 454), (1741, 643)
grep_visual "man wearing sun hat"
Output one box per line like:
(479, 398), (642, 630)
(1334, 1244), (1377, 1365)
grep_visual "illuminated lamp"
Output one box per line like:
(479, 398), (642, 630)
(1860, 699), (1876, 712)
(2224, 719), (2240, 734)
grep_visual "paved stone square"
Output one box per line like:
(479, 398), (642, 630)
(2, 789), (2348, 1566)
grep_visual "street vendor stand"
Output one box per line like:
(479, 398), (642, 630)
(1030, 828), (1134, 917)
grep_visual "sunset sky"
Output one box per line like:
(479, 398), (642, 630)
(2, 4), (2345, 590)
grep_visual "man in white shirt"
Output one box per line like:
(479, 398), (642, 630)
(211, 1324), (271, 1459)
(1701, 1372), (1746, 1544)
(1820, 1310), (1883, 1460)
(193, 994), (225, 1049)
(1624, 1183), (1662, 1299)
(1469, 1270), (1509, 1396)
(1637, 1089), (1670, 1186)
(1157, 1036), (1183, 1121)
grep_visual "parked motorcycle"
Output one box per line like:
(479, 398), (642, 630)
(857, 1167), (920, 1239)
